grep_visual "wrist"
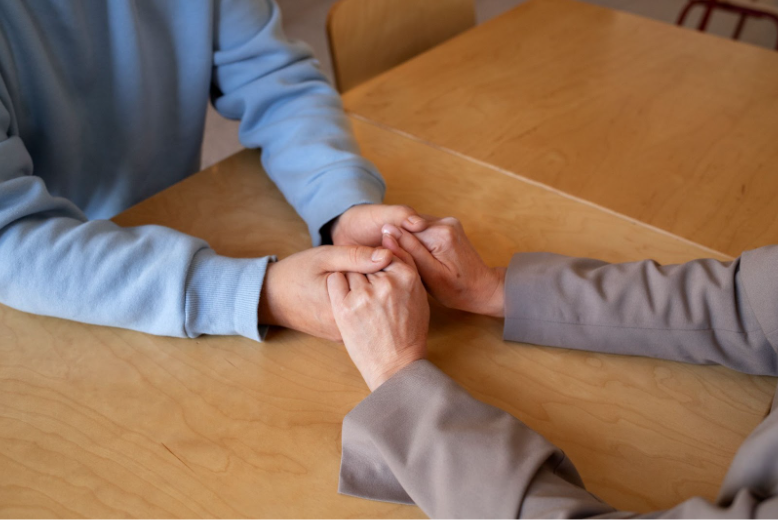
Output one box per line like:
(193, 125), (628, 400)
(320, 216), (340, 246)
(257, 262), (282, 327)
(330, 206), (357, 246)
(366, 350), (426, 391)
(479, 267), (506, 318)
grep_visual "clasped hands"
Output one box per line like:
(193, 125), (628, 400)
(258, 203), (505, 392)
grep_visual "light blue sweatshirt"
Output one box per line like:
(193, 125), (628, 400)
(0, 0), (385, 341)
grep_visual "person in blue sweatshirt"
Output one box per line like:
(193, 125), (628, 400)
(0, 0), (427, 341)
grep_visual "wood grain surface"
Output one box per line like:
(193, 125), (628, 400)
(343, 0), (778, 257)
(0, 118), (774, 517)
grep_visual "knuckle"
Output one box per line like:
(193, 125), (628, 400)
(347, 290), (371, 310)
(314, 245), (332, 260)
(397, 263), (414, 276)
(350, 246), (370, 266)
(377, 283), (394, 298)
(315, 245), (336, 265)
(439, 225), (456, 242)
(394, 204), (414, 217)
(341, 300), (357, 315)
(427, 226), (445, 240)
(395, 265), (417, 284)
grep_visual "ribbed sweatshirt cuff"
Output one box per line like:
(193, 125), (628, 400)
(184, 248), (275, 341)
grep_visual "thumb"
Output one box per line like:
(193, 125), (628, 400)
(381, 233), (417, 271)
(382, 224), (440, 280)
(326, 272), (349, 306)
(319, 245), (392, 273)
(401, 214), (429, 233)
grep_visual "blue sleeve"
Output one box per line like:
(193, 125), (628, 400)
(211, 0), (386, 245)
(0, 84), (271, 342)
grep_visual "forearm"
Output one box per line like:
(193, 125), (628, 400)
(340, 361), (778, 518)
(212, 0), (384, 245)
(340, 360), (614, 518)
(502, 248), (778, 376)
(1, 177), (270, 340)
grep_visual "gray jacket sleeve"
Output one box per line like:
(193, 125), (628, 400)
(504, 246), (778, 376)
(340, 360), (778, 518)
(339, 246), (778, 517)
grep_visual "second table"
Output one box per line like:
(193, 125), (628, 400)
(343, 0), (778, 257)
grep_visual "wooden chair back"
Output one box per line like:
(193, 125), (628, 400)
(327, 0), (476, 92)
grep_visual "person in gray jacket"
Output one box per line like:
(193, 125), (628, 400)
(326, 217), (778, 518)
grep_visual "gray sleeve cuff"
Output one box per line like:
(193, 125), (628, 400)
(741, 246), (778, 353)
(184, 248), (276, 341)
(338, 361), (432, 506)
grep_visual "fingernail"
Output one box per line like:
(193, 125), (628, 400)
(381, 224), (402, 239)
(406, 215), (423, 225)
(372, 249), (389, 262)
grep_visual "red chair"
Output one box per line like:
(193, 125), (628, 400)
(676, 0), (778, 49)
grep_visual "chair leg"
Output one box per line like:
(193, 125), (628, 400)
(697, 0), (717, 31)
(761, 13), (778, 50)
(732, 12), (748, 39)
(676, 0), (704, 25)
(771, 15), (778, 50)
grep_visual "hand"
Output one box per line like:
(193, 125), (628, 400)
(331, 204), (428, 247)
(383, 217), (506, 317)
(327, 250), (429, 391)
(258, 245), (392, 341)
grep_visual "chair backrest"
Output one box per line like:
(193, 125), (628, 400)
(327, 0), (476, 92)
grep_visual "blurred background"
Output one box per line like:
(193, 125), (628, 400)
(202, 0), (777, 168)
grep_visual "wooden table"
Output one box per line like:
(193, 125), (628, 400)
(1, 118), (775, 517)
(343, 0), (778, 257)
